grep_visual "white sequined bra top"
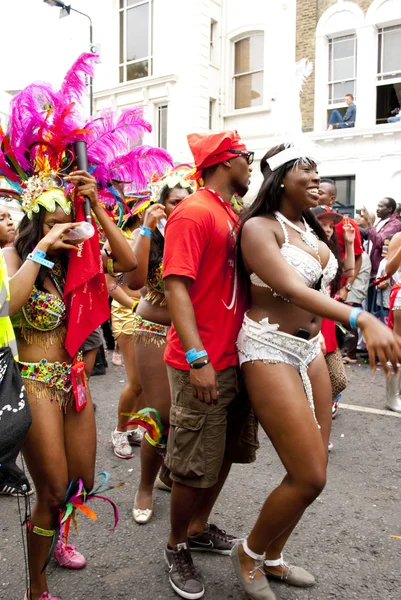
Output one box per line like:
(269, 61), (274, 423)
(250, 212), (338, 297)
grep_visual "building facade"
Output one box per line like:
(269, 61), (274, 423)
(1, 1), (400, 213)
(297, 0), (401, 213)
(93, 0), (401, 212)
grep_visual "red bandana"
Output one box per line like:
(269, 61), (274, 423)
(188, 130), (247, 180)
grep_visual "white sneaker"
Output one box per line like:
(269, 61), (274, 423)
(111, 429), (133, 459)
(128, 428), (144, 446)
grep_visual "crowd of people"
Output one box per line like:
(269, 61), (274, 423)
(1, 54), (401, 600)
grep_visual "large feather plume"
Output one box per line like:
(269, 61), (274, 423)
(59, 52), (98, 105)
(93, 145), (173, 189)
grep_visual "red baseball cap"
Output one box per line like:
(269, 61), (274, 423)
(310, 205), (343, 224)
(187, 130), (247, 179)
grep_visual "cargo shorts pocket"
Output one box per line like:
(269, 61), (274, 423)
(167, 406), (207, 478)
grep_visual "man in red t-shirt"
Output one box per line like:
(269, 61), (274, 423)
(318, 178), (364, 301)
(163, 130), (258, 598)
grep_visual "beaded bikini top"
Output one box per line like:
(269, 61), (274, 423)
(250, 212), (338, 297)
(145, 261), (166, 306)
(12, 263), (67, 350)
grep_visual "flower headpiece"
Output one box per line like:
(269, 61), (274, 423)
(0, 53), (172, 220)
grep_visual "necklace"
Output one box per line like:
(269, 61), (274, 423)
(275, 211), (320, 256)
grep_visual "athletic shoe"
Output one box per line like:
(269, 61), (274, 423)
(111, 428), (134, 459)
(24, 593), (61, 600)
(328, 441), (333, 452)
(164, 542), (204, 599)
(0, 480), (33, 497)
(0, 466), (33, 497)
(112, 351), (123, 367)
(188, 523), (236, 555)
(53, 540), (86, 569)
(128, 428), (143, 446)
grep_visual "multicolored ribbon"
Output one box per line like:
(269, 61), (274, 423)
(123, 407), (169, 450)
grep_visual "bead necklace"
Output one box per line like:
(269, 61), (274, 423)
(275, 211), (322, 266)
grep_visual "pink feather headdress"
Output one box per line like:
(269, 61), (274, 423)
(0, 52), (172, 219)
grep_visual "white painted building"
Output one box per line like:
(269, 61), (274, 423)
(0, 0), (400, 212)
(312, 0), (401, 213)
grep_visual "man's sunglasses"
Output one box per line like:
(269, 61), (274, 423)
(213, 148), (255, 165)
(227, 149), (254, 165)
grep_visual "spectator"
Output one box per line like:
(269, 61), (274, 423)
(317, 178), (337, 207)
(328, 94), (356, 130)
(374, 236), (393, 323)
(343, 251), (372, 362)
(387, 90), (401, 123)
(363, 199), (401, 278)
(318, 181), (364, 304)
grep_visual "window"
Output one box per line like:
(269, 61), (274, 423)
(378, 25), (401, 80)
(210, 19), (217, 63)
(119, 0), (153, 83)
(158, 105), (168, 150)
(328, 35), (357, 105)
(376, 25), (401, 124)
(329, 176), (356, 215)
(209, 99), (216, 130)
(233, 34), (264, 110)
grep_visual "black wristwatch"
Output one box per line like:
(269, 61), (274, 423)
(190, 358), (210, 370)
(345, 283), (352, 292)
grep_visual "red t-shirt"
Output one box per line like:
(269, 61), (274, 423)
(163, 188), (247, 371)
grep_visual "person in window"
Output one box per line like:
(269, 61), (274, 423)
(327, 94), (356, 130)
(387, 90), (401, 123)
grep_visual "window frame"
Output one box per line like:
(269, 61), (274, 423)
(119, 0), (153, 84)
(377, 24), (401, 83)
(232, 32), (265, 111)
(327, 34), (357, 106)
(157, 104), (168, 150)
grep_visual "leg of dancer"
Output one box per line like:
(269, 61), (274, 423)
(234, 354), (331, 594)
(133, 339), (170, 522)
(23, 390), (96, 599)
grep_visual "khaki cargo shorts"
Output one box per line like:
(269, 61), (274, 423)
(165, 366), (259, 489)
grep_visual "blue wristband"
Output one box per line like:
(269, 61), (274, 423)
(185, 348), (208, 364)
(349, 307), (363, 329)
(27, 249), (54, 269)
(140, 225), (152, 238)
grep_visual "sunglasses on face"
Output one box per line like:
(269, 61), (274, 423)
(228, 149), (255, 165)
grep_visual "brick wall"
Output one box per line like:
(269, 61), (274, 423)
(296, 0), (374, 131)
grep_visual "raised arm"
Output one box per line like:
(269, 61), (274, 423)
(3, 222), (81, 316)
(65, 171), (138, 273)
(125, 204), (166, 290)
(342, 217), (356, 277)
(241, 218), (401, 372)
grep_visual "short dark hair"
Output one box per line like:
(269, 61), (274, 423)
(320, 178), (337, 196)
(384, 197), (397, 213)
(346, 93), (354, 100)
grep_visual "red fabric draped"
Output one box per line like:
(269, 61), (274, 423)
(388, 283), (401, 330)
(64, 199), (109, 357)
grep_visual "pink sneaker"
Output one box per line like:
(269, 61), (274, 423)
(24, 593), (62, 600)
(53, 539), (87, 569)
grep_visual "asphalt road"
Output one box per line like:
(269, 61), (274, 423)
(1, 354), (401, 600)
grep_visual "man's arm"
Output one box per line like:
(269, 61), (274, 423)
(344, 104), (356, 125)
(164, 275), (218, 405)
